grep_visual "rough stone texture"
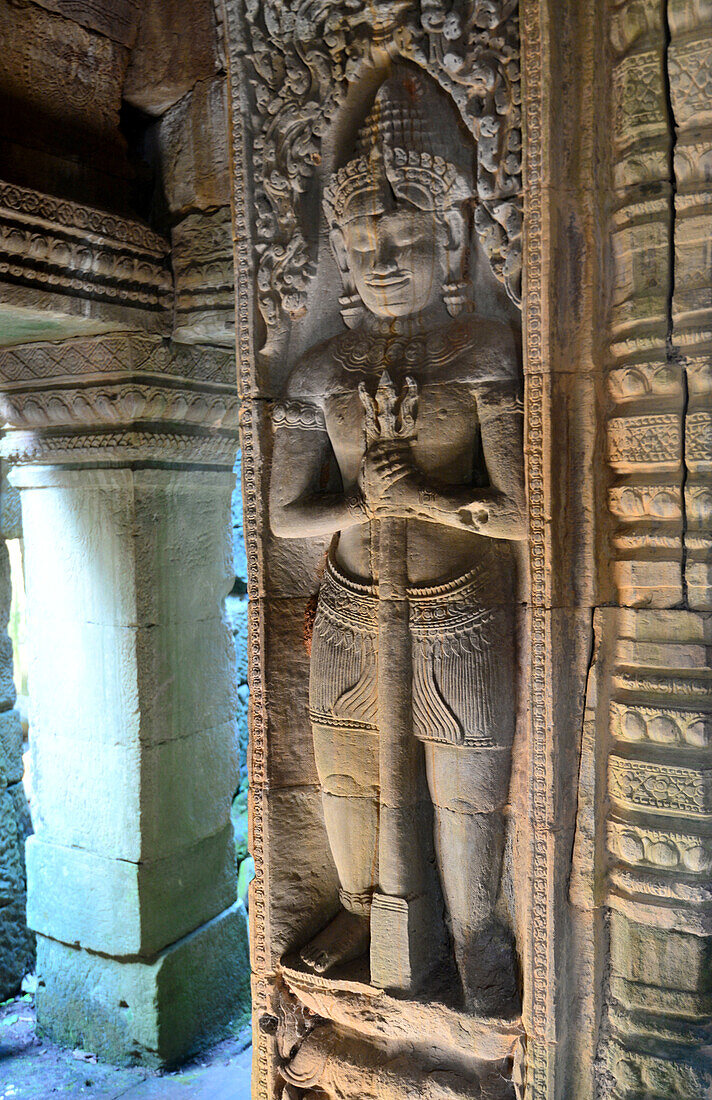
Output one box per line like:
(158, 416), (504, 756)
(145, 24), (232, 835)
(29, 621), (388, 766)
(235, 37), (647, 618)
(0, 0), (247, 1070)
(27, 0), (142, 47)
(123, 0), (222, 116)
(12, 451), (245, 1063)
(228, 10), (527, 1091)
(35, 903), (250, 1068)
(172, 207), (235, 347)
(26, 826), (237, 958)
(0, 0), (133, 202)
(0, 0), (708, 1091)
(155, 78), (230, 216)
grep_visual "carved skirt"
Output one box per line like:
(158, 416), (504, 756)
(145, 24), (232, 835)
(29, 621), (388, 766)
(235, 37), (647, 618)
(309, 547), (516, 748)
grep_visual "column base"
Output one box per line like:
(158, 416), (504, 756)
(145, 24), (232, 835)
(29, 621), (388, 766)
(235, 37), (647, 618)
(35, 902), (250, 1067)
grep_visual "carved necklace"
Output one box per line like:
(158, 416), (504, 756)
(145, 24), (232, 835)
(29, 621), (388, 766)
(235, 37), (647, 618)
(332, 319), (477, 375)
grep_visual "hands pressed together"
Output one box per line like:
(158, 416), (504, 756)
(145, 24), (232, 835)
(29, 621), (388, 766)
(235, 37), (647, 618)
(358, 440), (422, 519)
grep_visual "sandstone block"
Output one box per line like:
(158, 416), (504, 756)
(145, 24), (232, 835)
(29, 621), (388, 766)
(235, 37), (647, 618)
(27, 0), (141, 46)
(156, 78), (230, 215)
(250, 785), (339, 972)
(0, 0), (130, 177)
(30, 722), (238, 861)
(20, 469), (235, 628)
(172, 207), (235, 347)
(123, 0), (220, 116)
(35, 902), (250, 1067)
(28, 618), (236, 749)
(26, 825), (237, 957)
(261, 599), (319, 789)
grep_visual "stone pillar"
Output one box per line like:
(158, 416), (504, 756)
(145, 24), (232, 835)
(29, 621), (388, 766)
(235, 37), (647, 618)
(0, 334), (249, 1066)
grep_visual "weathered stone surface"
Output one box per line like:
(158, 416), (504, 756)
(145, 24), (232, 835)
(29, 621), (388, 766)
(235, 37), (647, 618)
(172, 207), (235, 347)
(251, 785), (340, 974)
(30, 721), (238, 862)
(155, 78), (229, 216)
(12, 420), (244, 1060)
(35, 903), (250, 1067)
(0, 0), (130, 176)
(27, 0), (141, 47)
(0, 708), (23, 786)
(123, 0), (221, 116)
(27, 825), (237, 957)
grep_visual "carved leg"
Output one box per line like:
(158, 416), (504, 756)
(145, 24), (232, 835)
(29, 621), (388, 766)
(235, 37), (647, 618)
(425, 743), (518, 1015)
(300, 724), (378, 974)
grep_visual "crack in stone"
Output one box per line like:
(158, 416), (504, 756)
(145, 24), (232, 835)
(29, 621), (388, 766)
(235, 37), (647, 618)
(660, 0), (689, 609)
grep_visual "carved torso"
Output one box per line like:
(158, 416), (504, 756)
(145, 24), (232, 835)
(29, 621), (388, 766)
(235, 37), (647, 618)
(288, 313), (520, 584)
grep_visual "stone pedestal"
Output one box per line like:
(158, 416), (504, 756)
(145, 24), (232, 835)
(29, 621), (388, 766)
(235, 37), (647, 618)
(0, 334), (248, 1065)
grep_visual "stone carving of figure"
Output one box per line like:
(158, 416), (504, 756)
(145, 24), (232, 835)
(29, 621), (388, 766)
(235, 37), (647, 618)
(270, 67), (525, 1014)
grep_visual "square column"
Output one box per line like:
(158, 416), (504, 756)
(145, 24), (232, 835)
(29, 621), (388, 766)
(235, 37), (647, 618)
(0, 336), (248, 1066)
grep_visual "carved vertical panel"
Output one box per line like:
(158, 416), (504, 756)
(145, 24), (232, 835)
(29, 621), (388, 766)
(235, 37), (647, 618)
(604, 0), (712, 1095)
(222, 3), (542, 1098)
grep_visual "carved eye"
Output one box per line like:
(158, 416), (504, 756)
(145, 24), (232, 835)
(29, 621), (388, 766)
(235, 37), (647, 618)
(345, 228), (375, 254)
(393, 224), (425, 247)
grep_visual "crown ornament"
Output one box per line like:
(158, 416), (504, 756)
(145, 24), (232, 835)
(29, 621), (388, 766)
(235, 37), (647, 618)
(323, 69), (474, 228)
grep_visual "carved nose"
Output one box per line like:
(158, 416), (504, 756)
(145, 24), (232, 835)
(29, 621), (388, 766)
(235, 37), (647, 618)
(371, 258), (399, 275)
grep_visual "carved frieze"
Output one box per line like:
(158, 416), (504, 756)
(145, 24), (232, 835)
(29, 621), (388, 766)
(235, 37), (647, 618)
(0, 181), (172, 328)
(172, 207), (235, 346)
(0, 334), (238, 468)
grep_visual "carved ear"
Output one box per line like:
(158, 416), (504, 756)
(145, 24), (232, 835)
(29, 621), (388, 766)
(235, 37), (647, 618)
(329, 227), (351, 281)
(443, 209), (468, 260)
(442, 208), (472, 316)
(329, 227), (365, 329)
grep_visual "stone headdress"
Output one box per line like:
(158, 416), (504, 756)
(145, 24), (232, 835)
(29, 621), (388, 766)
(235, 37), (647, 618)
(323, 68), (474, 228)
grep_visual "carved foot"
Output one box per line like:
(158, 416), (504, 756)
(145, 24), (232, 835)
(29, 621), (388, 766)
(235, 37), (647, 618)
(300, 909), (370, 975)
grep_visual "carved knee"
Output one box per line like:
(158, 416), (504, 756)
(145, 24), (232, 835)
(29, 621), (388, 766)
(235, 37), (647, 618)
(424, 742), (511, 813)
(312, 723), (378, 797)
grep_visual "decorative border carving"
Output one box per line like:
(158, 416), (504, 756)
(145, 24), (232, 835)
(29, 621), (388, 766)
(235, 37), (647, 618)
(0, 181), (168, 254)
(0, 429), (239, 468)
(0, 180), (172, 314)
(0, 335), (237, 388)
(0, 334), (239, 470)
(520, 0), (553, 1095)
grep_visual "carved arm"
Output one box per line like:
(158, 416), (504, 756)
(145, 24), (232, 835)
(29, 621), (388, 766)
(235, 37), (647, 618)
(269, 406), (367, 539)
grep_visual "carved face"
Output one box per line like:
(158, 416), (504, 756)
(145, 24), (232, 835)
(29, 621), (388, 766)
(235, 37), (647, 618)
(335, 184), (448, 319)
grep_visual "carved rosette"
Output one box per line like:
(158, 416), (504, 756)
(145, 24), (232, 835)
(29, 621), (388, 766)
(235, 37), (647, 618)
(604, 1), (712, 1095)
(235, 0), (522, 348)
(0, 335), (239, 469)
